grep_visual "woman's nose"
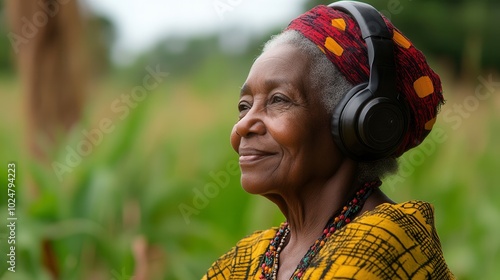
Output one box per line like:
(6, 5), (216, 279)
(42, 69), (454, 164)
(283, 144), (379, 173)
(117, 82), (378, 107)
(230, 109), (266, 153)
(234, 108), (266, 138)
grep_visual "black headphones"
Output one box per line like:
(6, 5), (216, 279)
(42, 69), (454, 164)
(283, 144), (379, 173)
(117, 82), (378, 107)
(328, 1), (409, 161)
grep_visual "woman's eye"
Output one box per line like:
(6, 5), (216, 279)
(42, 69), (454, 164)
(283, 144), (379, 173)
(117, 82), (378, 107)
(238, 102), (251, 112)
(271, 94), (288, 104)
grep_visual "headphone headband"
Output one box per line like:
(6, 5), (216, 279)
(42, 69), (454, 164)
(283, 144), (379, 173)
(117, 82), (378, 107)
(328, 1), (397, 99)
(328, 1), (391, 39)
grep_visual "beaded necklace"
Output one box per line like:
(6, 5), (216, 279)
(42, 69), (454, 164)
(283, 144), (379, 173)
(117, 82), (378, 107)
(260, 180), (381, 280)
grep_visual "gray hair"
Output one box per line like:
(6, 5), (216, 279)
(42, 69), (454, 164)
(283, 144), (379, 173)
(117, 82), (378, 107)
(262, 30), (398, 183)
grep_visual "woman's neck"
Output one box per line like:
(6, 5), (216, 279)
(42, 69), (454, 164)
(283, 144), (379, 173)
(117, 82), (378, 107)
(264, 159), (357, 251)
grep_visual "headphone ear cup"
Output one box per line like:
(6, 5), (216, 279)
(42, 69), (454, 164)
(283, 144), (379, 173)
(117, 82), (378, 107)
(332, 83), (408, 161)
(357, 95), (408, 157)
(331, 83), (368, 158)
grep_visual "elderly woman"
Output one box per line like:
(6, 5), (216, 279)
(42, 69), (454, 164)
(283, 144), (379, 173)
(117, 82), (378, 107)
(204, 1), (454, 279)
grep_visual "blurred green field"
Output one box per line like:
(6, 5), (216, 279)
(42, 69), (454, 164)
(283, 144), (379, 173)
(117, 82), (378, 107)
(1, 42), (500, 280)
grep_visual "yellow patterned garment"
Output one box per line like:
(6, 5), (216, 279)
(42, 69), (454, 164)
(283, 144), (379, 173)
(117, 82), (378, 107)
(203, 201), (455, 279)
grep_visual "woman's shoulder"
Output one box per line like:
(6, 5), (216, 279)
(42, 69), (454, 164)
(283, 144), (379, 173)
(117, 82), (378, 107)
(375, 200), (436, 218)
(314, 200), (455, 279)
(235, 227), (278, 249)
(364, 199), (436, 221)
(356, 200), (438, 235)
(202, 227), (278, 280)
(214, 227), (279, 263)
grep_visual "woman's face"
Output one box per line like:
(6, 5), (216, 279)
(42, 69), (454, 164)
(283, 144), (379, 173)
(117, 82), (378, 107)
(230, 43), (344, 195)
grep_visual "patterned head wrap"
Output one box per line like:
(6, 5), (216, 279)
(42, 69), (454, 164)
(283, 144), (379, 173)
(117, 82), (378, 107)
(286, 5), (443, 157)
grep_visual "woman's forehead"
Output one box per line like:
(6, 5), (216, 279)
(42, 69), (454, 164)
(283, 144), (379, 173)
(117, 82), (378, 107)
(243, 44), (312, 95)
(253, 44), (307, 72)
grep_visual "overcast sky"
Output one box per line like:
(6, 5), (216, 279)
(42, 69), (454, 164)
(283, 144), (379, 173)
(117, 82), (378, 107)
(83, 0), (307, 57)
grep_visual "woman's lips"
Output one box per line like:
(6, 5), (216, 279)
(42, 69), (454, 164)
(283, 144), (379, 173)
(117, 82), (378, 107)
(238, 148), (276, 165)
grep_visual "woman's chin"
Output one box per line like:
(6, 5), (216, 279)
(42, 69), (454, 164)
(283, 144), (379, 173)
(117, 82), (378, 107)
(240, 176), (271, 195)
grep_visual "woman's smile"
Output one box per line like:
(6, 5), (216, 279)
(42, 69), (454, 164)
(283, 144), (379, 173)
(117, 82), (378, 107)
(238, 147), (277, 165)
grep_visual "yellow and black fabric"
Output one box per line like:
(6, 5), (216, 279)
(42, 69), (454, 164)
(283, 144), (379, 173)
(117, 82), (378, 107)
(203, 201), (455, 279)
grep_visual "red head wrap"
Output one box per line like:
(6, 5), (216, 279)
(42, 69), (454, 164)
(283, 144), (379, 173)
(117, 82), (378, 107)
(286, 5), (443, 157)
